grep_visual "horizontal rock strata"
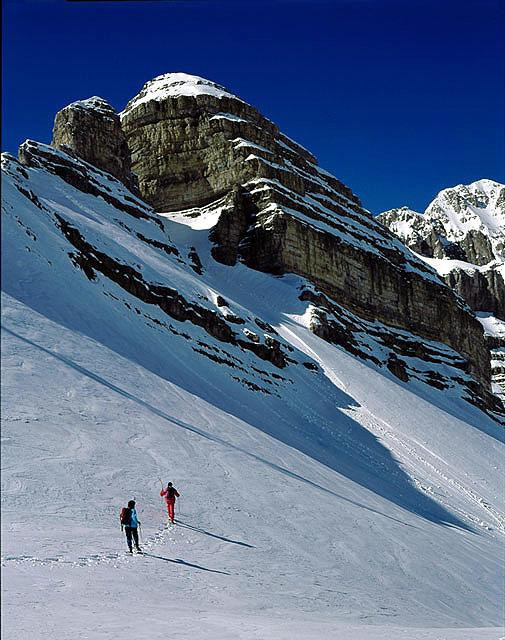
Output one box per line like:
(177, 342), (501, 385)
(120, 73), (491, 390)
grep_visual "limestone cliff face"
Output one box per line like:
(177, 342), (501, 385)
(52, 97), (137, 192)
(119, 73), (491, 391)
(443, 265), (505, 320)
(120, 74), (329, 211)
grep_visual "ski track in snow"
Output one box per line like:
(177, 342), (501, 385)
(1, 523), (214, 569)
(279, 321), (505, 535)
(347, 406), (505, 535)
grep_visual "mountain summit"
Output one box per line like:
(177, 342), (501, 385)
(122, 72), (245, 112)
(379, 179), (504, 266)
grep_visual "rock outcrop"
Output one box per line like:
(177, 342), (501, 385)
(52, 96), (137, 192)
(120, 73), (324, 211)
(120, 73), (491, 391)
(476, 315), (505, 402)
(442, 263), (505, 320)
(4, 141), (298, 384)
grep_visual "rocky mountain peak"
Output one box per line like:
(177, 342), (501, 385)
(378, 179), (505, 269)
(380, 181), (505, 258)
(425, 179), (505, 257)
(61, 96), (117, 117)
(121, 72), (244, 116)
(377, 207), (431, 250)
(52, 95), (137, 192)
(117, 73), (495, 396)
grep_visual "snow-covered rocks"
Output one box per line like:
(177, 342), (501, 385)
(476, 312), (505, 401)
(425, 179), (504, 261)
(379, 180), (505, 320)
(122, 72), (245, 114)
(380, 181), (505, 266)
(3, 72), (503, 410)
(1, 143), (300, 386)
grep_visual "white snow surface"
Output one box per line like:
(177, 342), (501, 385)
(209, 112), (249, 124)
(421, 256), (483, 276)
(426, 179), (504, 238)
(2, 150), (505, 640)
(63, 96), (116, 117)
(476, 313), (505, 338)
(121, 73), (244, 116)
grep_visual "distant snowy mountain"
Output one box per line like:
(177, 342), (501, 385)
(2, 74), (504, 640)
(380, 179), (504, 265)
(425, 179), (504, 259)
(379, 179), (505, 401)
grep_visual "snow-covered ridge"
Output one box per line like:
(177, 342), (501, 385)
(378, 178), (505, 310)
(241, 174), (447, 288)
(60, 96), (116, 117)
(426, 179), (505, 239)
(377, 206), (427, 243)
(380, 179), (505, 264)
(421, 256), (505, 278)
(121, 72), (245, 116)
(379, 180), (505, 400)
(477, 312), (505, 338)
(1, 141), (495, 409)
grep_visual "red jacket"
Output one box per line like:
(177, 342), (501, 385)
(160, 487), (180, 502)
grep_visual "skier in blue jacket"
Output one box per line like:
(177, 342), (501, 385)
(120, 500), (142, 554)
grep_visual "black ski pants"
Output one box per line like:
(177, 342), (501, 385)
(124, 526), (140, 550)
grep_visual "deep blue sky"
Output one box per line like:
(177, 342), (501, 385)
(3, 0), (504, 213)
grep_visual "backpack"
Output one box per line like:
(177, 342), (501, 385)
(120, 507), (131, 526)
(167, 487), (175, 499)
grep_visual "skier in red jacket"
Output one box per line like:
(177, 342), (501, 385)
(160, 482), (180, 524)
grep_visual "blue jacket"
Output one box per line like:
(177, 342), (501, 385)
(129, 508), (139, 528)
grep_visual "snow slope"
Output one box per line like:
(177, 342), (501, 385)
(2, 149), (505, 639)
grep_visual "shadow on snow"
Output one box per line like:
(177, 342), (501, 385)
(2, 324), (473, 532)
(142, 552), (230, 575)
(175, 521), (255, 548)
